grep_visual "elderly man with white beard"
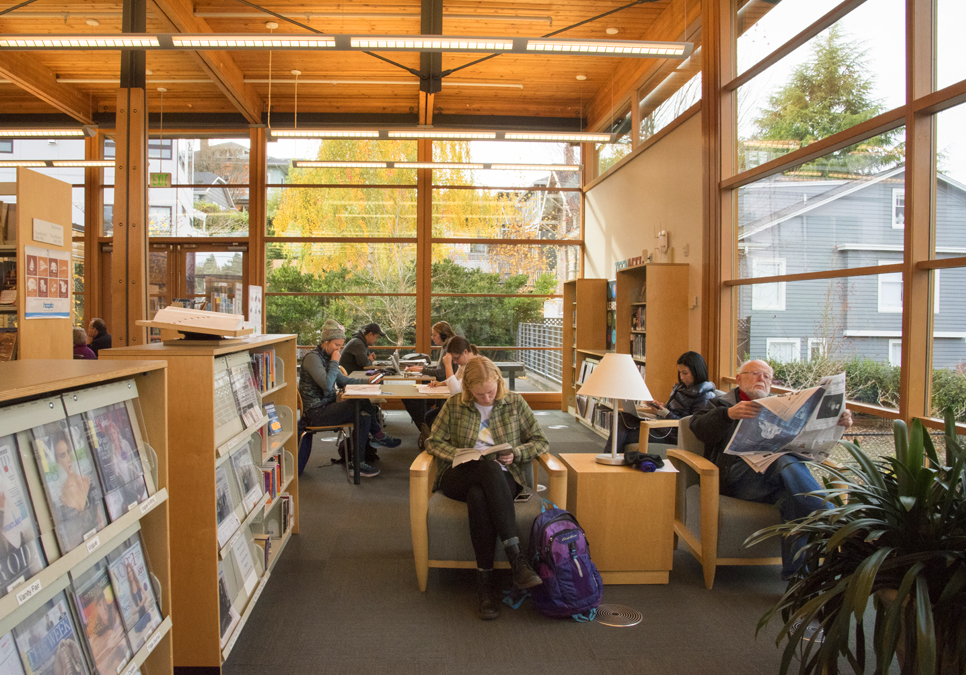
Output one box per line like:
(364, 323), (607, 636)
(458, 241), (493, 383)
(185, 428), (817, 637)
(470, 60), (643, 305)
(689, 359), (853, 579)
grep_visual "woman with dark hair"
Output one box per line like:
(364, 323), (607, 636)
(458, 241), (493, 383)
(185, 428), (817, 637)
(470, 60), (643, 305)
(403, 321), (457, 429)
(420, 337), (480, 436)
(603, 350), (715, 451)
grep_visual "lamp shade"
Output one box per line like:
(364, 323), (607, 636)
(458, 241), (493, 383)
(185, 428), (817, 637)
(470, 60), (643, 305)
(578, 353), (652, 401)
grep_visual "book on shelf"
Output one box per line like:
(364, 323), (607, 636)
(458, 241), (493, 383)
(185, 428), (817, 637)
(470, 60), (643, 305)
(0, 204), (16, 247)
(0, 435), (47, 596)
(229, 443), (264, 513)
(252, 534), (271, 570)
(0, 631), (25, 675)
(71, 558), (134, 675)
(263, 403), (282, 436)
(29, 419), (109, 554)
(0, 331), (17, 362)
(0, 290), (14, 306)
(632, 334), (646, 360)
(106, 535), (163, 653)
(81, 403), (151, 522)
(451, 443), (512, 468)
(13, 591), (90, 675)
(217, 564), (239, 650)
(631, 306), (646, 331)
(261, 459), (280, 500)
(281, 494), (294, 533)
(250, 350), (276, 392)
(214, 465), (241, 548)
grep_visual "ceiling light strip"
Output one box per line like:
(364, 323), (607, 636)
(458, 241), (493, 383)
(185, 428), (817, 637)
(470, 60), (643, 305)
(0, 160), (114, 167)
(0, 128), (93, 137)
(292, 160), (580, 171)
(271, 128), (616, 142)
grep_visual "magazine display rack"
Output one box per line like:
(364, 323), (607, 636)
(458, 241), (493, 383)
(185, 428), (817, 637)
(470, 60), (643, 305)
(0, 359), (172, 675)
(561, 278), (608, 417)
(100, 335), (297, 672)
(0, 169), (74, 360)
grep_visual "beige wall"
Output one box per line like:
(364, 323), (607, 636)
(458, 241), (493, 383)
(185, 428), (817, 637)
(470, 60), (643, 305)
(584, 109), (704, 351)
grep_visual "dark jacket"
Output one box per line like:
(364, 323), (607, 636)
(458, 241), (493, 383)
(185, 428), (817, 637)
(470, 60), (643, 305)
(339, 330), (371, 374)
(90, 330), (112, 356)
(662, 380), (717, 419)
(688, 388), (742, 492)
(421, 336), (453, 381)
(299, 345), (367, 410)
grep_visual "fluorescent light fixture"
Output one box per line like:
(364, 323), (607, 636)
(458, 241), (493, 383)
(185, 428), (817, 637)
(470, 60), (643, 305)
(292, 160), (580, 171)
(0, 160), (114, 167)
(526, 38), (691, 57)
(0, 35), (159, 48)
(171, 34), (336, 49)
(292, 161), (388, 168)
(0, 161), (47, 167)
(350, 36), (513, 51)
(505, 132), (611, 142)
(271, 129), (380, 139)
(0, 128), (95, 138)
(271, 128), (617, 143)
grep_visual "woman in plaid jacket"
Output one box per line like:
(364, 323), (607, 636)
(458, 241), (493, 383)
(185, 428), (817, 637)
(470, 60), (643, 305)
(426, 357), (549, 620)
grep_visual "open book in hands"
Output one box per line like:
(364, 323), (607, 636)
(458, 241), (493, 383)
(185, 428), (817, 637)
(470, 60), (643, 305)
(452, 443), (513, 468)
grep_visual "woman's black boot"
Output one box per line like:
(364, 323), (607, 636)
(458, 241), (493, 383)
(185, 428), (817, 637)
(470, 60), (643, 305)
(503, 538), (542, 589)
(477, 569), (500, 620)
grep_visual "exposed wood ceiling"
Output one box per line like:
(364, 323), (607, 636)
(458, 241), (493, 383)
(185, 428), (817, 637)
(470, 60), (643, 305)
(0, 0), (700, 130)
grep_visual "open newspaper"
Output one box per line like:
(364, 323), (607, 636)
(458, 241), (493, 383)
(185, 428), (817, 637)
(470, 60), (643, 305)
(724, 372), (847, 473)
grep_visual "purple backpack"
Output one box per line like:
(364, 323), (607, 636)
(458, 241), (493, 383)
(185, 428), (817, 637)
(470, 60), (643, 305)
(527, 505), (603, 621)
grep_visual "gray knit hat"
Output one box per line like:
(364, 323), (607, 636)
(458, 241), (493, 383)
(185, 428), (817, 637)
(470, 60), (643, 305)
(320, 319), (345, 342)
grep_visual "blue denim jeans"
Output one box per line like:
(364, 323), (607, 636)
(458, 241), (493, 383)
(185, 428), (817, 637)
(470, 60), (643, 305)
(724, 454), (825, 578)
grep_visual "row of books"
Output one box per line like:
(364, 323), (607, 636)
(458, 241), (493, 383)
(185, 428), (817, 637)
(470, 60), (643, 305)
(0, 329), (16, 361)
(1, 532), (163, 675)
(261, 456), (283, 500)
(208, 291), (239, 315)
(632, 334), (646, 360)
(631, 306), (646, 331)
(0, 202), (17, 245)
(250, 349), (277, 393)
(0, 391), (158, 600)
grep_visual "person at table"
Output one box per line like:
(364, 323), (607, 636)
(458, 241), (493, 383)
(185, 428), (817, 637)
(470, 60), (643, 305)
(339, 322), (386, 375)
(404, 321), (455, 380)
(422, 336), (479, 432)
(426, 357), (546, 620)
(72, 328), (96, 360)
(603, 350), (716, 453)
(87, 318), (112, 357)
(689, 359), (853, 580)
(298, 319), (391, 478)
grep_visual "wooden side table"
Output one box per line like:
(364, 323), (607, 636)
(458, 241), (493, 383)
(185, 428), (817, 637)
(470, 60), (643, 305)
(559, 453), (677, 584)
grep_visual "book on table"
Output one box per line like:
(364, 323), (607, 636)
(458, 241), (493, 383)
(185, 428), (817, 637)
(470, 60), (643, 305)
(452, 443), (513, 468)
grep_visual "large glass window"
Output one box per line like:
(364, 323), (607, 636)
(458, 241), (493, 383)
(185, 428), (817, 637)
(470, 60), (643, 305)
(736, 0), (905, 172)
(737, 128), (906, 277)
(736, 0), (843, 76)
(930, 267), (966, 422)
(639, 45), (703, 145)
(937, 0), (966, 91)
(270, 187), (417, 238)
(597, 109), (633, 176)
(934, 104), (966, 253)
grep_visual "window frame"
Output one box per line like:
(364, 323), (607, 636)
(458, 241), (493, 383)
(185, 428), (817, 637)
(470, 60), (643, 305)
(892, 188), (905, 229)
(751, 257), (787, 311)
(889, 338), (902, 367)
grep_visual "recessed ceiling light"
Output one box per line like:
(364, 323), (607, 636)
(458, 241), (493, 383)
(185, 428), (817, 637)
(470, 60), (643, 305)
(146, 69), (153, 75)
(606, 27), (619, 35)
(576, 74), (587, 81)
(265, 21), (279, 29)
(86, 19), (100, 27)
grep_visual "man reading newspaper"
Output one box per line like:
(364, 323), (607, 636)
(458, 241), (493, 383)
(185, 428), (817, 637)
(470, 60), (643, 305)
(689, 360), (852, 579)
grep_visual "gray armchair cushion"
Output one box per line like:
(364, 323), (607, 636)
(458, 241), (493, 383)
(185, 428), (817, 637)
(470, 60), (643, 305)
(426, 492), (543, 561)
(683, 485), (782, 559)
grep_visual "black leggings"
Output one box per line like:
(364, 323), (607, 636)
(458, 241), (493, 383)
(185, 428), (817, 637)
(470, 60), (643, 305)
(439, 460), (522, 569)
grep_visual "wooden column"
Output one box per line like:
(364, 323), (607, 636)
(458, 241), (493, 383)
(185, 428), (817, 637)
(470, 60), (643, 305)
(899, 0), (936, 423)
(247, 127), (267, 331)
(416, 139), (432, 355)
(83, 132), (105, 325)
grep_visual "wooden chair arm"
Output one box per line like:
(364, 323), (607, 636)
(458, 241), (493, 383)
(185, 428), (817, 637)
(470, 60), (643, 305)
(667, 448), (718, 476)
(537, 453), (567, 510)
(537, 453), (565, 478)
(641, 418), (680, 429)
(409, 451), (435, 592)
(410, 450), (434, 477)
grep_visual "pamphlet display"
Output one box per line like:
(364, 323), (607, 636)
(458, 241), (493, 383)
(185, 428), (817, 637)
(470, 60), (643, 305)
(0, 435), (46, 595)
(214, 466), (240, 548)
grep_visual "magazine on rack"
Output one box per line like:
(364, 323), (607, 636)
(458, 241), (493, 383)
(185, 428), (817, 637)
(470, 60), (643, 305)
(106, 536), (163, 652)
(214, 466), (240, 547)
(229, 444), (263, 513)
(0, 435), (47, 595)
(724, 372), (848, 472)
(0, 632), (25, 675)
(81, 403), (151, 521)
(13, 592), (91, 675)
(71, 559), (133, 675)
(217, 564), (239, 649)
(29, 419), (108, 553)
(228, 361), (263, 428)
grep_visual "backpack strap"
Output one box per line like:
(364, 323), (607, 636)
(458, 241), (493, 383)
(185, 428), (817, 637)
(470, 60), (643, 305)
(571, 609), (597, 622)
(539, 497), (558, 513)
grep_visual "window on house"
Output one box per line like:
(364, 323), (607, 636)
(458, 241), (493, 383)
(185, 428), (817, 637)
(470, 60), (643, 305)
(878, 261), (939, 313)
(889, 339), (902, 367)
(892, 188), (905, 229)
(808, 338), (826, 360)
(766, 338), (801, 363)
(103, 140), (115, 158)
(148, 139), (173, 160)
(0, 139), (12, 154)
(751, 258), (786, 311)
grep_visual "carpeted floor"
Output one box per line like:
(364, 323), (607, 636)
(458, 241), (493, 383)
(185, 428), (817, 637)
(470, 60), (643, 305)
(223, 410), (793, 675)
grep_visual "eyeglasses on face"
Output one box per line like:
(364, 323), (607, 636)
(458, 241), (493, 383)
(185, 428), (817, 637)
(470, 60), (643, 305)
(738, 370), (772, 381)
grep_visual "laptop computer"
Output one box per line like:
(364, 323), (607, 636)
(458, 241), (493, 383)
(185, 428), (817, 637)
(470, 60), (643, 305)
(391, 351), (421, 378)
(620, 399), (658, 420)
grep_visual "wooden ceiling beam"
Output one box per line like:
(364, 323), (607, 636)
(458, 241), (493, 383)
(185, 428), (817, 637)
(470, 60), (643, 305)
(0, 52), (93, 124)
(148, 0), (263, 124)
(585, 0), (702, 131)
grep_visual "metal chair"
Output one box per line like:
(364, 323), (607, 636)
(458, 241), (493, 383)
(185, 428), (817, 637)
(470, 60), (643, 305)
(296, 390), (355, 483)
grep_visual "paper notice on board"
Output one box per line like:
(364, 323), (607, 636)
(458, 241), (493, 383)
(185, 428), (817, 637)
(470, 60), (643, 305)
(24, 245), (70, 319)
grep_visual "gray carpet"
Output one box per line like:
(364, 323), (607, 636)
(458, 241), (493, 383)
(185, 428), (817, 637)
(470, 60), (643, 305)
(223, 410), (792, 675)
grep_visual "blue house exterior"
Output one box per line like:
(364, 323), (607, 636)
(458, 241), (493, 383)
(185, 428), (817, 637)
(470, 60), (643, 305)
(736, 168), (966, 370)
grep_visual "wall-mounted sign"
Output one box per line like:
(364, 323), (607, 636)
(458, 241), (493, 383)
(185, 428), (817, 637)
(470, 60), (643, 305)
(149, 172), (172, 188)
(32, 218), (64, 247)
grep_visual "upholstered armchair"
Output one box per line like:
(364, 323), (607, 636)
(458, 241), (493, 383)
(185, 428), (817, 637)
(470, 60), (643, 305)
(409, 452), (567, 592)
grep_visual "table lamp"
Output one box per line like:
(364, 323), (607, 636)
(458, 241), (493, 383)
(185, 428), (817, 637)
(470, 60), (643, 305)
(577, 353), (653, 465)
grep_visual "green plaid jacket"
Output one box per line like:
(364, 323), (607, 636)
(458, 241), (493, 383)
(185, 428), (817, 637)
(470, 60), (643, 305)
(425, 391), (549, 492)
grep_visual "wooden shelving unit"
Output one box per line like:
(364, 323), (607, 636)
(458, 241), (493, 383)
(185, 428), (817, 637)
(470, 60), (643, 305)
(0, 169), (74, 360)
(100, 334), (297, 672)
(0, 359), (173, 674)
(616, 263), (689, 401)
(561, 279), (608, 414)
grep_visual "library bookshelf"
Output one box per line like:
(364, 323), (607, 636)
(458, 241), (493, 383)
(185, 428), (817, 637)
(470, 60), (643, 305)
(615, 263), (689, 400)
(0, 169), (75, 360)
(561, 279), (608, 416)
(0, 359), (173, 674)
(101, 335), (297, 672)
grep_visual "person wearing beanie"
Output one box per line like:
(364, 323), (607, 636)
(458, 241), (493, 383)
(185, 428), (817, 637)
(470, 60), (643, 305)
(298, 319), (384, 477)
(339, 322), (400, 450)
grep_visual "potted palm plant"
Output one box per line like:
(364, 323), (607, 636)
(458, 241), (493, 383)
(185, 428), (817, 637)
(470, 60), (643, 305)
(749, 411), (966, 675)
